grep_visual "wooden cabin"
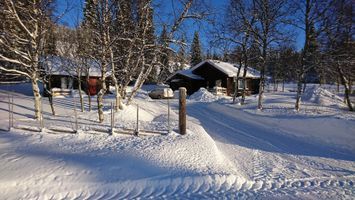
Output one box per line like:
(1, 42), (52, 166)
(43, 56), (110, 96)
(166, 60), (261, 96)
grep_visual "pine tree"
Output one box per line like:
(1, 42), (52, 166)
(190, 31), (203, 66)
(156, 25), (171, 82)
(304, 22), (319, 83)
(177, 37), (188, 69)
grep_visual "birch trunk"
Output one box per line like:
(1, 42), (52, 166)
(127, 66), (145, 105)
(77, 72), (84, 112)
(97, 59), (107, 122)
(31, 78), (42, 119)
(241, 67), (248, 105)
(295, 72), (304, 111)
(257, 43), (267, 110)
(97, 85), (106, 123)
(109, 48), (123, 111)
(337, 65), (353, 111)
(233, 64), (242, 104)
(85, 68), (92, 111)
(126, 55), (156, 105)
(48, 77), (55, 115)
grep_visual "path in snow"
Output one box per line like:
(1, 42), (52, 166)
(187, 102), (355, 197)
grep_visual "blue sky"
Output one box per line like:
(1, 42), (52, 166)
(56, 0), (304, 53)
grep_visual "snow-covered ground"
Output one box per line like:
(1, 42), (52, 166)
(0, 82), (354, 199)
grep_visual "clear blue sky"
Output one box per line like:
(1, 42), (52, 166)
(56, 0), (304, 53)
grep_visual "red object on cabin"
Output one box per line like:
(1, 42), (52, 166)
(88, 78), (98, 95)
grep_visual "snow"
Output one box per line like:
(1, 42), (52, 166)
(166, 69), (204, 81)
(191, 60), (261, 78)
(177, 69), (204, 80)
(189, 88), (219, 102)
(302, 85), (346, 108)
(0, 82), (354, 199)
(189, 87), (232, 103)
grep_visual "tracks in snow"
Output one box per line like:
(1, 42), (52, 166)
(14, 174), (354, 199)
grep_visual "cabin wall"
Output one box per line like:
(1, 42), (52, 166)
(192, 63), (228, 89)
(168, 74), (205, 95)
(48, 75), (107, 96)
(226, 77), (234, 96)
(249, 79), (260, 94)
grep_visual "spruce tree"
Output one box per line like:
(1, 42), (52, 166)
(304, 22), (319, 83)
(156, 25), (170, 82)
(177, 37), (188, 69)
(190, 31), (203, 66)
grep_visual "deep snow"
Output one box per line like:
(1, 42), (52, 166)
(0, 83), (354, 199)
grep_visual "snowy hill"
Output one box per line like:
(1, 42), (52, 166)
(0, 83), (354, 199)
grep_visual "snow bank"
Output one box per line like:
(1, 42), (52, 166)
(189, 88), (218, 102)
(302, 85), (345, 107)
(115, 104), (155, 122)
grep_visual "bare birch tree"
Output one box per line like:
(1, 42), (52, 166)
(245, 0), (292, 110)
(125, 0), (208, 104)
(0, 0), (54, 119)
(321, 0), (354, 111)
(292, 0), (333, 111)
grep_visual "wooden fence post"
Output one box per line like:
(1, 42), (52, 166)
(179, 87), (186, 135)
(11, 95), (14, 128)
(40, 98), (44, 131)
(134, 104), (139, 136)
(8, 94), (11, 130)
(167, 98), (171, 134)
(73, 95), (78, 133)
(110, 102), (114, 135)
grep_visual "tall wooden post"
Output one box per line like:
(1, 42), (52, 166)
(179, 87), (186, 135)
(110, 102), (114, 135)
(73, 95), (78, 133)
(40, 97), (44, 130)
(167, 98), (171, 134)
(8, 94), (11, 130)
(134, 104), (139, 136)
(11, 95), (14, 127)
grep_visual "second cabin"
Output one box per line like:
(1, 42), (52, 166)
(166, 60), (261, 96)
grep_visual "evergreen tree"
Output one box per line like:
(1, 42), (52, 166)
(177, 37), (188, 69)
(190, 31), (203, 66)
(155, 25), (170, 82)
(304, 22), (319, 83)
(44, 22), (56, 56)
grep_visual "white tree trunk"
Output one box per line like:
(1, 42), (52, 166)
(97, 84), (106, 123)
(295, 73), (304, 111)
(31, 78), (42, 119)
(78, 75), (84, 112)
(337, 65), (353, 111)
(233, 64), (242, 104)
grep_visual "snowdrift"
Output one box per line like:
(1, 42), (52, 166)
(302, 85), (345, 107)
(189, 88), (218, 102)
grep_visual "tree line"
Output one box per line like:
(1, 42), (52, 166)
(213, 0), (354, 111)
(0, 0), (353, 124)
(0, 0), (207, 122)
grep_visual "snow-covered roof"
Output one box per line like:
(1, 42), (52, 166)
(177, 69), (204, 80)
(191, 60), (260, 78)
(166, 69), (204, 81)
(43, 56), (110, 77)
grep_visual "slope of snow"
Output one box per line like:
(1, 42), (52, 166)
(302, 85), (346, 107)
(189, 88), (218, 102)
(0, 82), (354, 199)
